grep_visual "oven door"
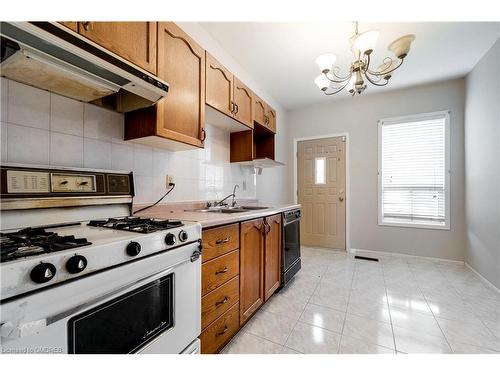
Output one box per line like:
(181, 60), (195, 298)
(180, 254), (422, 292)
(0, 242), (201, 354)
(283, 216), (301, 271)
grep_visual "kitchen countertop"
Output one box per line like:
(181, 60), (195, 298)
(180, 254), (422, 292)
(137, 203), (301, 228)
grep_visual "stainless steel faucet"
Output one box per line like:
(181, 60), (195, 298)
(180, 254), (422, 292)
(214, 184), (240, 208)
(231, 184), (239, 207)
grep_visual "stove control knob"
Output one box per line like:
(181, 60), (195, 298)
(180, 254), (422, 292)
(30, 263), (56, 284)
(66, 255), (87, 274)
(126, 242), (141, 256)
(179, 230), (188, 242)
(165, 233), (176, 246)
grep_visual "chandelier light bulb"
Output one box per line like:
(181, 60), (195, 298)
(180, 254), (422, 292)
(314, 74), (330, 91)
(315, 53), (336, 73)
(388, 34), (416, 59)
(353, 30), (380, 56)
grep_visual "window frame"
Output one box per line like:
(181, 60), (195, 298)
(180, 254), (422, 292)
(377, 110), (451, 230)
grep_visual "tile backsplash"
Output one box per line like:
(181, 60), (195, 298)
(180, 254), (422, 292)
(0, 78), (256, 203)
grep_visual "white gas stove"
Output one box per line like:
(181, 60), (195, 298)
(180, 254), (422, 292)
(0, 164), (202, 354)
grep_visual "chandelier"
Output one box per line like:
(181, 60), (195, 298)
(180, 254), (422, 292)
(314, 22), (415, 96)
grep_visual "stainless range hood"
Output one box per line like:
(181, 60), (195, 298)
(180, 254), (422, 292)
(0, 22), (168, 112)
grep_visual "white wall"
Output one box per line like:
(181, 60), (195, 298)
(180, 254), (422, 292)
(0, 78), (256, 204)
(464, 39), (500, 289)
(286, 78), (466, 260)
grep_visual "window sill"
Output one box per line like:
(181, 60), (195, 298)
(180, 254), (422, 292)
(378, 220), (450, 231)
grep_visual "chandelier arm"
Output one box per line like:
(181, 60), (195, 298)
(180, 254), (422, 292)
(323, 78), (352, 95)
(324, 72), (350, 84)
(329, 67), (352, 82)
(367, 57), (405, 76)
(363, 54), (371, 73)
(363, 71), (390, 87)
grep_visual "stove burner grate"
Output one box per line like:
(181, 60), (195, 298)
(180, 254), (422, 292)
(88, 216), (184, 233)
(0, 227), (91, 262)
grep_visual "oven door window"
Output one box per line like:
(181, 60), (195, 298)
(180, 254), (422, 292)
(68, 274), (174, 354)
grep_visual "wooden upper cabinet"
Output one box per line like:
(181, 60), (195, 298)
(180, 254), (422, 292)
(239, 218), (265, 325)
(264, 214), (282, 301)
(125, 22), (205, 149)
(253, 95), (267, 128)
(233, 77), (253, 128)
(156, 22), (205, 147)
(267, 106), (277, 133)
(77, 22), (157, 74)
(58, 22), (77, 32)
(206, 52), (233, 117)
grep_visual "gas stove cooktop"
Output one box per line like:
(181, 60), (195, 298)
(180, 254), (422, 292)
(87, 217), (184, 233)
(0, 217), (185, 263)
(0, 227), (92, 262)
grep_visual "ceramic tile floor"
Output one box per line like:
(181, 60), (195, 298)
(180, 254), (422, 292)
(221, 247), (500, 354)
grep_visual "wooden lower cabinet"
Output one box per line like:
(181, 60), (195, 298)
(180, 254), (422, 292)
(200, 216), (283, 353)
(200, 302), (240, 354)
(264, 214), (282, 301)
(239, 218), (265, 325)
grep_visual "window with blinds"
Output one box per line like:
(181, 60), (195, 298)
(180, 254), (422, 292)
(378, 111), (450, 229)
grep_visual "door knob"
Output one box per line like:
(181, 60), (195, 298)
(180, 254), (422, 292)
(339, 196), (344, 202)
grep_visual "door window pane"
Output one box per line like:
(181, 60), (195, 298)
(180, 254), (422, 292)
(315, 157), (326, 184)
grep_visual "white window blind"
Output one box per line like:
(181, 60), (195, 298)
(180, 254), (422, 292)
(379, 112), (450, 229)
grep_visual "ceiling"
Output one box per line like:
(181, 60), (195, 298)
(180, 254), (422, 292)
(199, 22), (499, 110)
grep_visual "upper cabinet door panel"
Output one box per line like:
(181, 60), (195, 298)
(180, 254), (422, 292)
(77, 22), (157, 74)
(233, 77), (253, 128)
(156, 22), (205, 147)
(206, 52), (233, 117)
(267, 106), (276, 133)
(253, 95), (267, 127)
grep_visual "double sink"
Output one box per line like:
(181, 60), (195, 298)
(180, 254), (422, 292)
(187, 206), (269, 214)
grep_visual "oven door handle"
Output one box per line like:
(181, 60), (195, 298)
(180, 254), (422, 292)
(0, 255), (196, 339)
(284, 217), (301, 226)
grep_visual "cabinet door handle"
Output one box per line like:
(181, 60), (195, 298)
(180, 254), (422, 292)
(215, 237), (230, 245)
(215, 296), (229, 306)
(81, 22), (90, 31)
(230, 101), (235, 114)
(201, 128), (206, 141)
(215, 267), (228, 275)
(216, 325), (229, 336)
(234, 103), (239, 115)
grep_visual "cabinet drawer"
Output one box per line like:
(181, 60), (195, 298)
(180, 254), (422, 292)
(202, 250), (239, 296)
(202, 224), (239, 262)
(202, 276), (239, 330)
(200, 302), (239, 354)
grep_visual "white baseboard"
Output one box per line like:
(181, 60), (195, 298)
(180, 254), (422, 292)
(465, 262), (500, 295)
(349, 248), (465, 265)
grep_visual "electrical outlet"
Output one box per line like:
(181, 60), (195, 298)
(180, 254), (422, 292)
(165, 175), (175, 187)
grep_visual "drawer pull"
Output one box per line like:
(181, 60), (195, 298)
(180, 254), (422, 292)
(215, 267), (228, 275)
(215, 237), (230, 245)
(216, 325), (229, 336)
(215, 296), (229, 307)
